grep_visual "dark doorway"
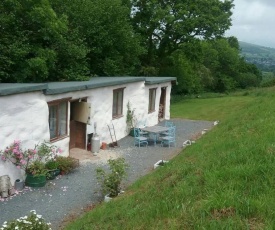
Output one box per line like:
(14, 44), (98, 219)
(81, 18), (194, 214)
(159, 87), (166, 120)
(69, 98), (90, 150)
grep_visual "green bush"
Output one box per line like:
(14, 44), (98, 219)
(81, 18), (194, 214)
(55, 156), (79, 174)
(238, 72), (261, 88)
(25, 160), (47, 176)
(45, 160), (60, 170)
(261, 78), (275, 87)
(96, 158), (128, 197)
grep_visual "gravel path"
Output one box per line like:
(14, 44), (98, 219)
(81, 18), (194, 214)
(0, 119), (214, 230)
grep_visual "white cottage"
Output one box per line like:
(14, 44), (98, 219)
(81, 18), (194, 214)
(0, 76), (176, 182)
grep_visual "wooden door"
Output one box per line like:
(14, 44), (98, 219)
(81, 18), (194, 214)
(69, 100), (91, 150)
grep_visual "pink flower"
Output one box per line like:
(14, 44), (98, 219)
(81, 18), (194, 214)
(1, 156), (6, 161)
(16, 165), (20, 169)
(20, 159), (26, 165)
(57, 148), (62, 154)
(14, 140), (20, 144)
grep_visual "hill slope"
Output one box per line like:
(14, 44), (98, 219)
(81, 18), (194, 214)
(65, 88), (275, 229)
(239, 41), (275, 72)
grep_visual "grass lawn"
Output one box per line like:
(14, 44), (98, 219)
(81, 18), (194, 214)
(171, 96), (254, 121)
(64, 88), (275, 229)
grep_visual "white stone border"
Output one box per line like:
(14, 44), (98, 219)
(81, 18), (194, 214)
(154, 160), (169, 169)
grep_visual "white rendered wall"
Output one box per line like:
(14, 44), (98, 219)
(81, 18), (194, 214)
(45, 81), (172, 146)
(164, 84), (172, 120)
(88, 81), (148, 144)
(0, 92), (50, 184)
(0, 81), (172, 183)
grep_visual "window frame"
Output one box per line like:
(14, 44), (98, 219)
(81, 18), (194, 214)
(48, 98), (70, 142)
(148, 88), (157, 113)
(112, 87), (125, 119)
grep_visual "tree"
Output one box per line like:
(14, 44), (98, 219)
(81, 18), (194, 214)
(51, 0), (144, 76)
(161, 52), (202, 94)
(0, 0), (89, 82)
(199, 38), (262, 92)
(131, 0), (234, 68)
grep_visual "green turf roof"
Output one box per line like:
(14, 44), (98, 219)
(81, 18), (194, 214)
(0, 77), (177, 96)
(0, 83), (47, 96)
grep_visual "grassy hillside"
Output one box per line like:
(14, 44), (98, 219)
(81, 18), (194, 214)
(239, 41), (275, 72)
(64, 88), (275, 229)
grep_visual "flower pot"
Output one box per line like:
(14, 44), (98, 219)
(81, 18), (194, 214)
(104, 194), (113, 202)
(104, 191), (124, 202)
(54, 169), (61, 176)
(129, 128), (135, 137)
(14, 179), (24, 191)
(25, 174), (46, 187)
(101, 142), (107, 150)
(46, 169), (60, 180)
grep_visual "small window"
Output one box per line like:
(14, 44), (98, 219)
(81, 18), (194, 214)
(113, 88), (124, 118)
(148, 88), (156, 113)
(48, 100), (68, 140)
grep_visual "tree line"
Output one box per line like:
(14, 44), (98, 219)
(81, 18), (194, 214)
(0, 0), (261, 93)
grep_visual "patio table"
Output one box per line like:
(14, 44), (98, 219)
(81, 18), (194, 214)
(140, 125), (169, 146)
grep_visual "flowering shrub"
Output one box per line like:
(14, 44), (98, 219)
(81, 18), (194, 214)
(0, 140), (62, 174)
(0, 140), (36, 170)
(36, 142), (62, 162)
(0, 210), (51, 230)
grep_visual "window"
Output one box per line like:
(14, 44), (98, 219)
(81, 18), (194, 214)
(48, 100), (68, 140)
(113, 88), (124, 118)
(148, 88), (156, 113)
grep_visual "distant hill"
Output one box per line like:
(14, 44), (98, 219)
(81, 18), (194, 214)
(239, 41), (275, 72)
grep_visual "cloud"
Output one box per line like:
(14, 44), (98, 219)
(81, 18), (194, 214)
(226, 0), (275, 48)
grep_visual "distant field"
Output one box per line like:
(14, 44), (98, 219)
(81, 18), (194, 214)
(65, 88), (275, 229)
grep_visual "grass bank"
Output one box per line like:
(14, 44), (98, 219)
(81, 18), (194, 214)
(65, 88), (275, 229)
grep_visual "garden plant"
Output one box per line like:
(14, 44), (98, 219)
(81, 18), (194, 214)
(96, 157), (128, 198)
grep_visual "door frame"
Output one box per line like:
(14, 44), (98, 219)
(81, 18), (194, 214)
(69, 98), (88, 150)
(159, 87), (167, 120)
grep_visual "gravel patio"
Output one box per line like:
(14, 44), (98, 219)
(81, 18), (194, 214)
(0, 119), (214, 230)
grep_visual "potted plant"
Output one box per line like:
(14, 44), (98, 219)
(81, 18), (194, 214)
(25, 160), (48, 187)
(126, 101), (136, 136)
(96, 157), (128, 202)
(55, 156), (79, 175)
(45, 160), (60, 180)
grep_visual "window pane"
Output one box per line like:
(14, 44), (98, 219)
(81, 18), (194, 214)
(113, 92), (118, 116)
(117, 91), (123, 115)
(149, 89), (156, 112)
(49, 105), (57, 139)
(152, 89), (156, 110)
(113, 89), (123, 117)
(58, 102), (67, 136)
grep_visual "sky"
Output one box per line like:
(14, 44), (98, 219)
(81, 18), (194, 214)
(226, 0), (275, 48)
